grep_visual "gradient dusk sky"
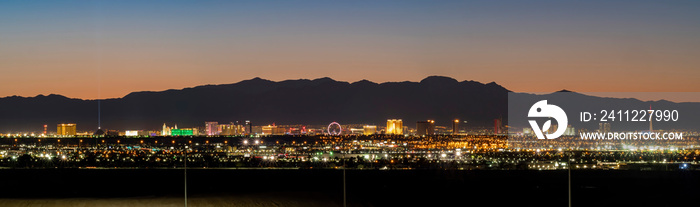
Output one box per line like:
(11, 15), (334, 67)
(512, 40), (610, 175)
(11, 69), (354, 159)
(1, 0), (699, 100)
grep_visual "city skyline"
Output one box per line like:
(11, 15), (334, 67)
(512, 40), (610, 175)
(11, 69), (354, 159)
(2, 1), (699, 206)
(1, 76), (698, 133)
(2, 1), (699, 99)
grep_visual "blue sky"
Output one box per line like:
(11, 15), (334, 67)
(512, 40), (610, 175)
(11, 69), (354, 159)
(1, 0), (699, 99)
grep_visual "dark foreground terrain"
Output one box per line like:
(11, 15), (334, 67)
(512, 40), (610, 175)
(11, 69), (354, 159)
(0, 169), (697, 206)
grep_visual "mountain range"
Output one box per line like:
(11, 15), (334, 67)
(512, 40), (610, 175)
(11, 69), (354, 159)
(0, 76), (697, 133)
(0, 76), (509, 132)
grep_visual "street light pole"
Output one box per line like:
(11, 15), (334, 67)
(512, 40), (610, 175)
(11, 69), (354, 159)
(568, 151), (572, 207)
(343, 151), (346, 207)
(184, 143), (188, 207)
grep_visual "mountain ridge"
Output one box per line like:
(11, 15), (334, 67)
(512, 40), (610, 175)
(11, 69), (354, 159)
(1, 76), (697, 133)
(0, 76), (510, 132)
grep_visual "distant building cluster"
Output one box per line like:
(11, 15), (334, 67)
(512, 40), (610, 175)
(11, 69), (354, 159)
(4, 117), (497, 138)
(416, 120), (435, 136)
(162, 124), (197, 136)
(262, 124), (285, 135)
(386, 119), (403, 135)
(599, 123), (611, 133)
(57, 124), (76, 136)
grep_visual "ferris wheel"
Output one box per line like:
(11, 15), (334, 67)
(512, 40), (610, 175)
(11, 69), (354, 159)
(327, 122), (342, 135)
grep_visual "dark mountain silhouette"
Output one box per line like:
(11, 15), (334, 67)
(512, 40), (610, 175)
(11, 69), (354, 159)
(1, 76), (698, 133)
(0, 76), (510, 132)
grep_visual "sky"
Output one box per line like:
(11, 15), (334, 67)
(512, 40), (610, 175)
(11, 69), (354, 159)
(1, 0), (699, 100)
